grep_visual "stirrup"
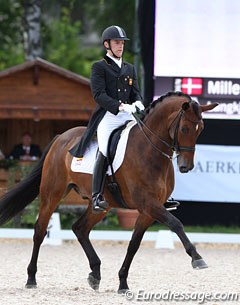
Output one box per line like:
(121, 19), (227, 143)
(164, 197), (180, 209)
(92, 194), (109, 213)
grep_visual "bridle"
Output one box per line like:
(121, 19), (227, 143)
(133, 102), (202, 160)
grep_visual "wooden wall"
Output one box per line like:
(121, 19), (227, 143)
(0, 119), (89, 205)
(0, 67), (94, 121)
(0, 60), (96, 205)
(0, 119), (87, 157)
(0, 61), (96, 156)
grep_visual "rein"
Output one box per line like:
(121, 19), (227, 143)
(133, 112), (174, 160)
(133, 105), (200, 160)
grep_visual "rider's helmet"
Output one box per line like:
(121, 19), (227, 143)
(101, 25), (130, 45)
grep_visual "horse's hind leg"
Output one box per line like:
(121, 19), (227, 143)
(118, 214), (154, 293)
(26, 181), (66, 288)
(154, 206), (208, 269)
(72, 205), (107, 291)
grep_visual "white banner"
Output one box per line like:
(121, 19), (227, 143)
(172, 145), (240, 203)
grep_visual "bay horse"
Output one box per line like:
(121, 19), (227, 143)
(0, 92), (218, 293)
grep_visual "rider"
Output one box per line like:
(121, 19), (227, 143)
(70, 25), (179, 212)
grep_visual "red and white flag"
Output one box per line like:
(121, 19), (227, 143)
(181, 78), (203, 95)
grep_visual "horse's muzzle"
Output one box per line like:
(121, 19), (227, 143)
(177, 155), (194, 173)
(179, 166), (190, 173)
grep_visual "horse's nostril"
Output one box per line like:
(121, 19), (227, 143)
(180, 166), (188, 173)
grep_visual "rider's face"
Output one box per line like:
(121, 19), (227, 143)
(108, 40), (125, 58)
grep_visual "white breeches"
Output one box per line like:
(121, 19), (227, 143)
(97, 111), (134, 156)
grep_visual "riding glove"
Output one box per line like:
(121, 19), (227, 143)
(133, 100), (145, 111)
(119, 103), (137, 114)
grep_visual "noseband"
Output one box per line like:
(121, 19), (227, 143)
(133, 103), (202, 160)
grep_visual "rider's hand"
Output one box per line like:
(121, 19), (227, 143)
(132, 100), (145, 111)
(119, 103), (136, 114)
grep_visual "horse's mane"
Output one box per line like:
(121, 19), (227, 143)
(143, 91), (200, 119)
(145, 91), (191, 114)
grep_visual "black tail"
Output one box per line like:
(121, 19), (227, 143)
(0, 136), (59, 225)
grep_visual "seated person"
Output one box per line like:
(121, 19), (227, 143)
(8, 132), (42, 161)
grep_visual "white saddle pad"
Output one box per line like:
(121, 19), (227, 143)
(71, 121), (136, 175)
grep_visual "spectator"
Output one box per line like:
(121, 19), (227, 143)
(8, 132), (42, 161)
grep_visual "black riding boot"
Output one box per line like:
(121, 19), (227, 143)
(164, 197), (180, 209)
(92, 151), (109, 213)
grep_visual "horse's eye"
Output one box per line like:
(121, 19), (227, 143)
(181, 126), (189, 134)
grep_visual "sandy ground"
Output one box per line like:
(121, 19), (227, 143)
(0, 239), (239, 305)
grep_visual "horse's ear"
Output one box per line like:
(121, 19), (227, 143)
(182, 102), (190, 111)
(201, 103), (219, 112)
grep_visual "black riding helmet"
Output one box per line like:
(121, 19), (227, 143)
(101, 25), (129, 58)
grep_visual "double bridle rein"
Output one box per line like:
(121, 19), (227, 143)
(133, 103), (202, 160)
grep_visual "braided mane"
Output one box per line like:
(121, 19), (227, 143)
(145, 91), (192, 115)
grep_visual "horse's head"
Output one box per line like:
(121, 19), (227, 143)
(168, 98), (218, 173)
(142, 92), (218, 173)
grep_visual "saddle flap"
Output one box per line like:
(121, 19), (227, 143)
(71, 120), (136, 175)
(107, 120), (131, 165)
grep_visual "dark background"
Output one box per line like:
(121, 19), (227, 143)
(138, 0), (240, 226)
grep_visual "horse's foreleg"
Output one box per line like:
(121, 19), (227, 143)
(118, 214), (154, 293)
(72, 205), (107, 291)
(154, 206), (207, 269)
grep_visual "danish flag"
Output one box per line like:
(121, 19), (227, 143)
(181, 78), (203, 95)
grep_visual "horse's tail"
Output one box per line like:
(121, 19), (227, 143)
(0, 135), (59, 225)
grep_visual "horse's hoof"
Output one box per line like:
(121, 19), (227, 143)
(118, 288), (129, 295)
(87, 274), (100, 290)
(25, 283), (37, 289)
(192, 258), (208, 269)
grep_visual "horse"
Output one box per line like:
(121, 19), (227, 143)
(0, 92), (218, 293)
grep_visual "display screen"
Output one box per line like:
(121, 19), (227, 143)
(154, 0), (240, 119)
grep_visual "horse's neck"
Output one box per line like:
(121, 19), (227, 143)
(132, 101), (180, 164)
(144, 103), (173, 143)
(128, 110), (174, 169)
(125, 122), (173, 189)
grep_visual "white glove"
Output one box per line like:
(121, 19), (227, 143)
(133, 100), (145, 111)
(119, 103), (137, 114)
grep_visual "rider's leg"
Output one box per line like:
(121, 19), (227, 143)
(92, 151), (109, 212)
(92, 111), (133, 213)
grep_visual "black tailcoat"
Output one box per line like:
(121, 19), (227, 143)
(69, 55), (142, 157)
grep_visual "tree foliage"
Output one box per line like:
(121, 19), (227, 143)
(0, 0), (136, 76)
(42, 5), (102, 77)
(77, 0), (136, 52)
(0, 0), (25, 69)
